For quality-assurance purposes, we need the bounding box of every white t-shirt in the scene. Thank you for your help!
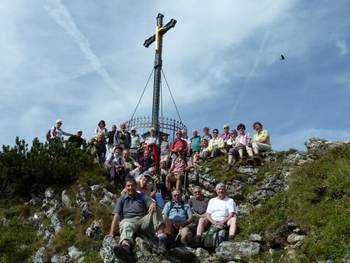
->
[206,196,237,221]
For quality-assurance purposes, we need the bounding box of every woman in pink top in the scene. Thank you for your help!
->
[235,123,254,161]
[166,151,187,192]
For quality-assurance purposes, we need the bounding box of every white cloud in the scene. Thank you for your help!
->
[335,40,347,56]
[43,0,119,92]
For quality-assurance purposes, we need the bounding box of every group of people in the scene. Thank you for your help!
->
[47,119,272,198]
[47,118,273,259]
[108,177,237,260]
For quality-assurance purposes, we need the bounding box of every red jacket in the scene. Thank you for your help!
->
[171,139,188,153]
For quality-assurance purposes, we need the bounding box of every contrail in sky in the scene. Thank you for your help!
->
[44,0,118,92]
[231,31,270,117]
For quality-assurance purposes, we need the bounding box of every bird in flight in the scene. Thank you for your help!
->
[280,54,285,60]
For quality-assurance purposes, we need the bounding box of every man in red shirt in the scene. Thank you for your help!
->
[171,130,188,153]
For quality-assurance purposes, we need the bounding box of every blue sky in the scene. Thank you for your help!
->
[0,0,349,150]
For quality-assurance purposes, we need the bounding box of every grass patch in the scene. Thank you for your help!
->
[239,144,350,261]
[0,218,41,263]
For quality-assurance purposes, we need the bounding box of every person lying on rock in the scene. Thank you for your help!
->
[162,189,193,246]
[196,183,237,241]
[108,177,164,260]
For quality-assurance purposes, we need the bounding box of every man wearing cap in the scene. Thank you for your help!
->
[49,119,73,141]
[171,130,188,154]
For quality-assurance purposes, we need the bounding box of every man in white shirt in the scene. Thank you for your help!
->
[197,183,237,240]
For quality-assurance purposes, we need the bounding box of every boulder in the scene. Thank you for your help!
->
[287,233,305,244]
[249,234,262,242]
[215,241,261,261]
[99,236,121,263]
[32,247,45,263]
[167,247,198,263]
[68,246,83,260]
[86,220,102,239]
[62,190,71,208]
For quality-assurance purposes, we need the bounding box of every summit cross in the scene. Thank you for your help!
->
[144,13,177,135]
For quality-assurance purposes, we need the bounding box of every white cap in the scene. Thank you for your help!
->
[56,119,62,124]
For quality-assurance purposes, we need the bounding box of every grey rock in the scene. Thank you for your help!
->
[100,189,115,206]
[32,247,45,263]
[51,213,62,233]
[90,185,102,191]
[29,195,42,206]
[68,246,83,260]
[317,261,332,263]
[215,241,261,261]
[51,254,72,263]
[194,247,210,258]
[287,233,305,244]
[99,236,120,263]
[86,220,102,239]
[45,188,54,199]
[62,190,71,208]
[343,254,350,263]
[167,247,197,263]
[238,166,258,176]
[249,234,262,242]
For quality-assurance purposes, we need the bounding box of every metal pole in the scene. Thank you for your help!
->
[152,13,163,136]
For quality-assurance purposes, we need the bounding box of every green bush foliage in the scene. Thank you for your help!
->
[0,137,95,199]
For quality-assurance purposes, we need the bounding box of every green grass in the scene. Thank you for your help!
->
[238,143,350,261]
[0,218,42,263]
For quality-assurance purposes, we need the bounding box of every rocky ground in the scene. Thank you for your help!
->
[1,138,349,263]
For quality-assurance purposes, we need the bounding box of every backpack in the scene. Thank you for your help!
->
[166,201,188,217]
[46,127,56,142]
[203,224,226,249]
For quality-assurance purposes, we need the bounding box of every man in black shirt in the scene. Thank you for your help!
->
[68,130,84,148]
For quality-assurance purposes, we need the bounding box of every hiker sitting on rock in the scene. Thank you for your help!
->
[235,123,254,163]
[171,130,188,154]
[196,183,237,241]
[252,121,272,157]
[123,149,142,177]
[166,150,187,192]
[208,128,225,158]
[202,127,212,141]
[162,189,193,245]
[108,145,125,181]
[108,177,164,260]
[189,186,209,237]
[227,130,239,166]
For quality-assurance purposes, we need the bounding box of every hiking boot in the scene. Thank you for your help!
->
[157,237,168,254]
[254,155,262,165]
[114,244,134,262]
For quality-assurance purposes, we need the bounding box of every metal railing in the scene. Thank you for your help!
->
[125,116,187,141]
